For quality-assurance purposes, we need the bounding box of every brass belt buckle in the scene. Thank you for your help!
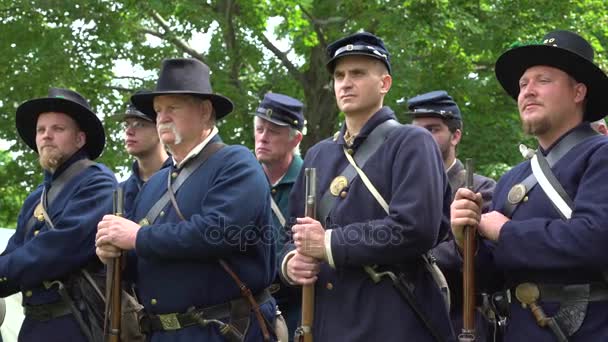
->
[158,313,181,330]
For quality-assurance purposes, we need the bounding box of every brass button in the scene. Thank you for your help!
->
[151,298,157,305]
[523,196,529,202]
[37,215,45,222]
[340,191,347,199]
[34,230,40,236]
[346,149,354,155]
[271,188,277,195]
[25,290,33,297]
[159,211,165,217]
[326,282,334,290]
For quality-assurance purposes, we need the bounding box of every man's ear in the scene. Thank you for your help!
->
[574,82,587,105]
[290,130,303,148]
[380,74,392,95]
[451,129,462,147]
[76,131,86,149]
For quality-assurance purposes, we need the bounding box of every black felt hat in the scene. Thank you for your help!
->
[495,30,608,122]
[131,58,234,121]
[16,87,105,159]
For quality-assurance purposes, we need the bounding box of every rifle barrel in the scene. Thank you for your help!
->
[109,188,123,342]
[460,159,476,341]
[299,168,316,342]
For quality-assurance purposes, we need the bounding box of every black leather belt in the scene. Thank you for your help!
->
[140,289,272,333]
[513,282,608,303]
[23,300,72,321]
[537,282,608,302]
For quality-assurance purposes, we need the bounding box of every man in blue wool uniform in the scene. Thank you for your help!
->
[252,92,304,341]
[96,58,278,341]
[281,32,455,341]
[0,88,117,341]
[451,30,608,341]
[118,92,170,217]
[408,90,499,341]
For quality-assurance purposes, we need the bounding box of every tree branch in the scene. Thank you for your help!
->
[258,33,304,83]
[113,75,148,82]
[221,0,244,92]
[145,11,207,62]
[106,85,135,93]
[300,6,327,47]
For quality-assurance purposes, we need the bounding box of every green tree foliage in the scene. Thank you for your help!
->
[0,0,607,227]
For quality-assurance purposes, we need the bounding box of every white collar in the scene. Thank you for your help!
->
[173,126,219,169]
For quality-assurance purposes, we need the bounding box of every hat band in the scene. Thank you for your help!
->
[412,108,458,119]
[256,107,300,127]
[334,44,388,60]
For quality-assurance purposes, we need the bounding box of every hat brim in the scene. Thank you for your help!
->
[252,113,290,127]
[16,98,105,159]
[495,44,608,122]
[131,91,234,121]
[326,52,390,73]
[110,112,154,123]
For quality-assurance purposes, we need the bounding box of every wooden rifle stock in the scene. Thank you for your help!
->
[108,188,123,342]
[295,168,316,342]
[460,159,476,342]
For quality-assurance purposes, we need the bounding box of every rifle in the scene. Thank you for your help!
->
[107,188,123,342]
[459,159,476,342]
[295,168,316,342]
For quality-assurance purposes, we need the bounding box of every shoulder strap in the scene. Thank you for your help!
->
[502,126,597,218]
[144,143,225,224]
[25,159,95,233]
[317,119,400,222]
[531,150,573,219]
[160,155,271,341]
[269,197,286,227]
[342,132,450,342]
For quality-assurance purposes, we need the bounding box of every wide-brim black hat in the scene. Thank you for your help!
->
[495,30,608,122]
[16,88,105,159]
[131,58,234,121]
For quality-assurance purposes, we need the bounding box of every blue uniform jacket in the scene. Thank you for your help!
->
[445,124,608,341]
[127,135,277,341]
[284,107,455,341]
[121,157,172,217]
[0,150,117,342]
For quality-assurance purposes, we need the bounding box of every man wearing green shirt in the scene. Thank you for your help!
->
[252,92,304,341]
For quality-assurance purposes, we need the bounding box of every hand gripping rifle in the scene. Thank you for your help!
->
[106,188,124,342]
[459,159,476,342]
[295,168,316,342]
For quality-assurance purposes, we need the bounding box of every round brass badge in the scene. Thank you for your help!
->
[330,176,348,197]
[507,183,527,204]
[33,202,45,221]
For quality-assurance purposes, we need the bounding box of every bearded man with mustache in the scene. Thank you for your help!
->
[0,88,116,342]
[451,30,608,341]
